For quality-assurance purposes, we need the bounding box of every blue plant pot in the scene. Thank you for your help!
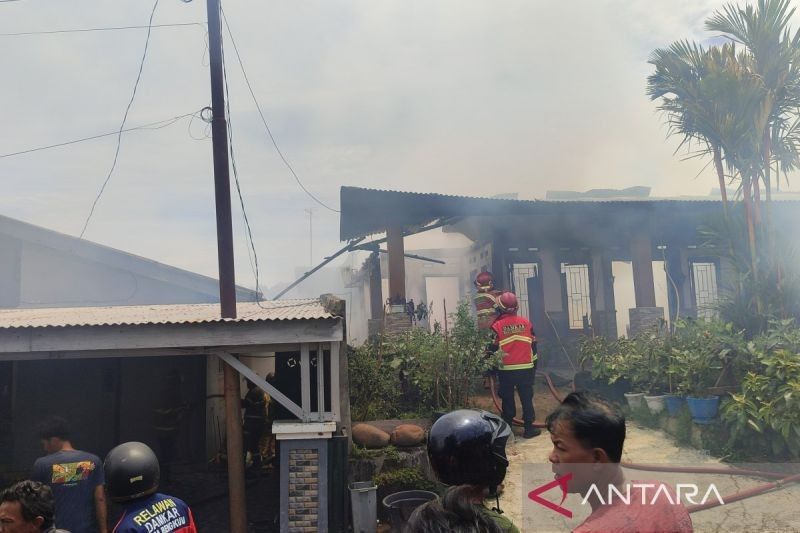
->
[686,396,720,424]
[664,394,684,417]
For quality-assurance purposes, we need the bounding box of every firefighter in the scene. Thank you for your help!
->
[488,292,541,438]
[105,442,198,533]
[411,409,519,532]
[242,379,267,472]
[473,271,503,330]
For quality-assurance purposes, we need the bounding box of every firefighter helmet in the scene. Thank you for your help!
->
[474,271,494,291]
[104,442,160,503]
[427,409,511,494]
[497,292,519,314]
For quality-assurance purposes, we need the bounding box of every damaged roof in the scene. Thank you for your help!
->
[0,300,335,330]
[339,186,800,241]
[339,186,711,240]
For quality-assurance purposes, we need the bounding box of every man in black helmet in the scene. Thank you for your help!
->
[412,409,520,533]
[103,442,197,533]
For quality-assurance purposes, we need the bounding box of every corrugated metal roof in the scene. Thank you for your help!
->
[0,300,334,330]
[339,186,800,240]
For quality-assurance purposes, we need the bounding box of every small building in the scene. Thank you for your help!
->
[0,214,351,530]
[0,298,349,531]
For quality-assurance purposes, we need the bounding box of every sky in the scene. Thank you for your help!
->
[1,0,793,293]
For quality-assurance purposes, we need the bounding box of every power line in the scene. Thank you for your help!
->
[0,112,199,159]
[220,12,263,303]
[80,0,160,239]
[0,22,204,37]
[220,7,340,214]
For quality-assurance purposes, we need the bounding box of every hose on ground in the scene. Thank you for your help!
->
[487,370,800,513]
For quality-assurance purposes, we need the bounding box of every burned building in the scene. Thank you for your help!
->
[339,186,800,364]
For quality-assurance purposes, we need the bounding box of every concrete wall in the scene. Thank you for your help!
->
[17,241,215,308]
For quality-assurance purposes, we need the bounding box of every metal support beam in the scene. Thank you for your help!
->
[217,352,303,419]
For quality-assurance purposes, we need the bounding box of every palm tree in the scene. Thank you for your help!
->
[648,40,768,307]
[706,0,800,204]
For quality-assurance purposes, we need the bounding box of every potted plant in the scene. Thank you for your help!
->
[616,339,647,409]
[670,346,722,424]
[642,338,668,414]
[663,359,685,416]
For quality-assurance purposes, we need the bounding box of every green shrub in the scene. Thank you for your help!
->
[374,466,440,494]
[722,319,800,459]
[349,300,492,421]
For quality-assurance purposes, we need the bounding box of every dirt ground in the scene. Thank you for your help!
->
[501,422,800,533]
[469,373,571,430]
[467,374,800,532]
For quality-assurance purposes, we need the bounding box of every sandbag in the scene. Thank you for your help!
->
[352,423,391,448]
[390,424,425,447]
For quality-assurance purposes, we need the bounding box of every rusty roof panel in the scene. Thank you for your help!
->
[0,300,335,330]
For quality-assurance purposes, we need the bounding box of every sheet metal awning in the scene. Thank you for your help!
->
[338,186,731,241]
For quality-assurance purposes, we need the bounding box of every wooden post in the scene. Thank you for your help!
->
[386,227,406,303]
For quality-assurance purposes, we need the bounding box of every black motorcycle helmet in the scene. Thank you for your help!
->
[427,409,511,495]
[104,442,160,503]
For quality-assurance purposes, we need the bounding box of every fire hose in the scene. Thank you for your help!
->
[487,373,800,513]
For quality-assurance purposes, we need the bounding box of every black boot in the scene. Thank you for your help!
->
[523,426,541,439]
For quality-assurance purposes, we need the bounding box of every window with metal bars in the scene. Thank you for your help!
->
[562,263,592,329]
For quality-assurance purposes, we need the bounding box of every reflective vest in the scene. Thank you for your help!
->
[474,289,502,329]
[491,313,537,370]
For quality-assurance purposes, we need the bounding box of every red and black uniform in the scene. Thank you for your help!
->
[490,313,538,431]
[474,289,502,329]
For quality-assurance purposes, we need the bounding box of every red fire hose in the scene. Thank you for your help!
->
[487,373,800,513]
[487,372,563,428]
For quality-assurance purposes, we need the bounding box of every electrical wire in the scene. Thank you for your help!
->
[79,0,160,239]
[0,22,204,37]
[219,10,264,305]
[220,7,340,214]
[0,112,199,159]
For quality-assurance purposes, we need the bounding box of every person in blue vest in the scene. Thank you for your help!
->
[104,443,197,533]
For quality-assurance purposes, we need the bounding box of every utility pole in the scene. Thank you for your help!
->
[305,208,313,267]
[206,0,247,531]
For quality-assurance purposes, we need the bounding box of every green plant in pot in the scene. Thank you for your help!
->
[670,346,722,424]
[642,337,669,414]
[616,338,648,409]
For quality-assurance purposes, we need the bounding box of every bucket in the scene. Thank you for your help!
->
[349,481,378,533]
[686,396,720,425]
[382,490,438,532]
[624,392,645,409]
[644,395,665,414]
[664,394,684,417]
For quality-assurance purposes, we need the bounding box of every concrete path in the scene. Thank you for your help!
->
[500,423,800,533]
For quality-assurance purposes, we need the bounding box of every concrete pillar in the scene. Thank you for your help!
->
[591,250,617,338]
[490,234,510,290]
[629,233,663,335]
[368,252,382,319]
[538,249,563,312]
[0,236,22,308]
[386,227,406,304]
[631,233,656,308]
